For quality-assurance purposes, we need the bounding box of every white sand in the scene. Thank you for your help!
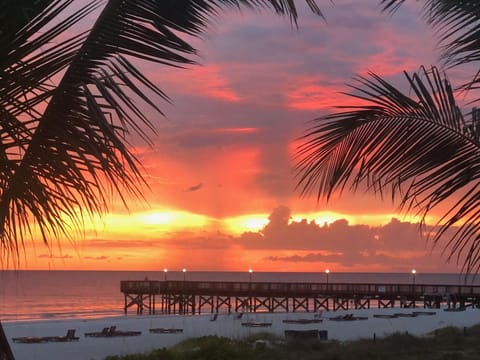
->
[3,307,480,360]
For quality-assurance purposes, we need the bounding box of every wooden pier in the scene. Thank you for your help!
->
[120,280,480,315]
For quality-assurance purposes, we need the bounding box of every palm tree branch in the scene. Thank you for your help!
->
[295,66,480,271]
[381,1,480,92]
[0,0,323,256]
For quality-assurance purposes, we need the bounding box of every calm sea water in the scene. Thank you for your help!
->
[0,271,478,322]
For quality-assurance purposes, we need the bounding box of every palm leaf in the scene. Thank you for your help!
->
[381,1,480,92]
[0,0,323,261]
[295,66,480,273]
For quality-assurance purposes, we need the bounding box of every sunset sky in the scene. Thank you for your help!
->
[20,1,474,273]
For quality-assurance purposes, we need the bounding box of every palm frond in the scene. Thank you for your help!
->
[381,1,480,93]
[0,0,323,260]
[295,66,480,272]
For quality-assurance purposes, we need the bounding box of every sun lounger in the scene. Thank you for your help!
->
[85,327,110,337]
[13,329,79,343]
[112,329,142,337]
[393,313,418,318]
[49,329,79,342]
[235,312,243,319]
[329,314,367,321]
[373,314,397,319]
[282,319,323,324]
[241,322,272,327]
[149,328,183,334]
[12,336,48,344]
[84,326,141,337]
[412,311,436,316]
[444,307,466,312]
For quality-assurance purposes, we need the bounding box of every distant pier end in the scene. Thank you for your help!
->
[120,280,480,315]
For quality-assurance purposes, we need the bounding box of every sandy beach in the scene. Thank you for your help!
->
[2,306,480,360]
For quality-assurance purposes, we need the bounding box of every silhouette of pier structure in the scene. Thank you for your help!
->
[120,280,480,315]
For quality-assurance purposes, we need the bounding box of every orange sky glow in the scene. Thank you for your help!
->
[15,1,473,274]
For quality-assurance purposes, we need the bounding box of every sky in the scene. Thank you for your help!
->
[18,0,475,273]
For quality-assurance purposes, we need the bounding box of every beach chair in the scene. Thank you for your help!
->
[84,327,109,337]
[107,326,117,336]
[112,327,142,337]
[314,310,323,319]
[235,312,243,319]
[149,328,183,334]
[51,329,79,342]
[12,336,48,344]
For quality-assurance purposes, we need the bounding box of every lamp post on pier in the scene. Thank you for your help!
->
[163,268,168,281]
[325,269,330,286]
[411,269,416,286]
[248,269,253,312]
[182,268,187,282]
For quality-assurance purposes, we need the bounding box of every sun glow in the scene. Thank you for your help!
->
[140,212,174,225]
[58,209,211,237]
[135,210,210,229]
[223,214,269,234]
[292,211,347,226]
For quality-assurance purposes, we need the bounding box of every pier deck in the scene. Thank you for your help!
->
[120,280,480,315]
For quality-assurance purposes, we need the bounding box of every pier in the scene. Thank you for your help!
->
[120,280,480,315]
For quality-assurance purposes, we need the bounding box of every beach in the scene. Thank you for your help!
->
[3,306,480,360]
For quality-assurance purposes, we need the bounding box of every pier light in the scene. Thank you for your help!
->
[164,268,168,281]
[411,269,416,285]
[248,269,253,282]
[182,268,187,281]
[325,269,330,285]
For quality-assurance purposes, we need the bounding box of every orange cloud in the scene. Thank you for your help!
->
[286,83,343,111]
[15,205,463,273]
[151,63,242,103]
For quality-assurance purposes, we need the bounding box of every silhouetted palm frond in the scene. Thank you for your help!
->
[0,0,322,263]
[381,1,480,92]
[295,66,480,273]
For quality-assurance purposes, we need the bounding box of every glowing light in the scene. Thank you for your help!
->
[141,212,174,225]
[136,210,209,228]
[292,211,344,226]
[223,214,269,234]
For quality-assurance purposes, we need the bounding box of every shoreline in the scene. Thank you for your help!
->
[3,306,480,360]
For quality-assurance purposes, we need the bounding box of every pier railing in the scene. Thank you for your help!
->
[120,280,480,297]
[120,280,480,315]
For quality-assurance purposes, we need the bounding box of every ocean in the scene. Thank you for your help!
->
[0,271,478,322]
